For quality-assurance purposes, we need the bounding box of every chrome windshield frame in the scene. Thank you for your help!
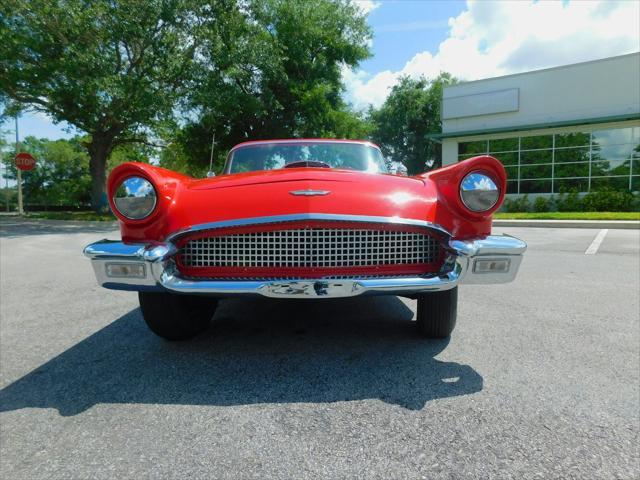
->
[223,140,387,175]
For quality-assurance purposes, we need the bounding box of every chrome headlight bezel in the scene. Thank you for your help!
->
[459,171,500,213]
[113,176,157,220]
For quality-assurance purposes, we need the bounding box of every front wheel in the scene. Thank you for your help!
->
[415,287,458,338]
[138,292,218,341]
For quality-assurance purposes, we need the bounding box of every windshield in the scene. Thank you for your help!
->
[227,142,388,174]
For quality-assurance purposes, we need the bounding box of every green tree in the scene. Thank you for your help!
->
[1,0,371,205]
[369,73,456,175]
[164,0,372,173]
[2,136,150,208]
[0,0,210,211]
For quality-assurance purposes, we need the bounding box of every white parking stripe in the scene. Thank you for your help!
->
[585,229,609,255]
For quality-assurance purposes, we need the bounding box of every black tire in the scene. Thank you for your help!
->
[415,287,458,338]
[138,292,218,341]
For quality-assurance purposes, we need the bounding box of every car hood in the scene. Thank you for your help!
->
[168,168,439,230]
[189,167,423,190]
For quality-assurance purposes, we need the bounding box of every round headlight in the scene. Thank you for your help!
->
[460,172,500,212]
[113,176,157,219]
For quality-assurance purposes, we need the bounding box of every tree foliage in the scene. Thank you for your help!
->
[1,136,150,208]
[369,73,456,175]
[1,0,371,206]
[0,0,213,210]
[161,0,372,173]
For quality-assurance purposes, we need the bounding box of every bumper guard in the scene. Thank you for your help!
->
[83,235,526,298]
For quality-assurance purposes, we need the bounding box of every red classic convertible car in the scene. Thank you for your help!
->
[84,139,526,340]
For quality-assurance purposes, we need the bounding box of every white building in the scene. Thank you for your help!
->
[437,53,640,195]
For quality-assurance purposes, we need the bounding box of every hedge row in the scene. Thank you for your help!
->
[502,189,640,213]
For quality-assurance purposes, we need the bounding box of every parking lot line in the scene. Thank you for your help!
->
[584,229,608,255]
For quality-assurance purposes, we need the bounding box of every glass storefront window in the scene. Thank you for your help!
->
[555,178,589,193]
[555,132,590,148]
[493,151,518,166]
[520,150,552,165]
[592,127,632,146]
[591,158,631,177]
[554,162,589,178]
[456,125,638,193]
[520,179,552,193]
[555,147,589,163]
[459,141,487,155]
[506,181,518,194]
[489,138,518,152]
[593,144,635,161]
[521,135,552,150]
[591,177,631,191]
[520,164,551,179]
[504,165,518,180]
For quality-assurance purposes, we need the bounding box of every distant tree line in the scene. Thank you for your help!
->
[0,0,453,211]
[0,135,152,209]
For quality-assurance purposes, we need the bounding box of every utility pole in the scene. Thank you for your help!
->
[15,115,23,215]
[4,145,9,212]
[4,164,8,212]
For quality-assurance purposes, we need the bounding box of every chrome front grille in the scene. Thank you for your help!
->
[179,227,440,268]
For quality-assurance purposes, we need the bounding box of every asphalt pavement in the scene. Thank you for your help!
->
[0,218,638,479]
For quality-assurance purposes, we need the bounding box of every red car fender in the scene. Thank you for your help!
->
[420,155,506,239]
[108,162,191,241]
[108,155,506,243]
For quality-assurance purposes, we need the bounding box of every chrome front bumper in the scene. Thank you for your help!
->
[83,235,526,298]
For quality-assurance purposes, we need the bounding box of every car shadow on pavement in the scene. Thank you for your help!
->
[0,296,483,416]
[0,218,118,238]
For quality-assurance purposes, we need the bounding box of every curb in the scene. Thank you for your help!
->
[0,217,118,228]
[494,219,640,229]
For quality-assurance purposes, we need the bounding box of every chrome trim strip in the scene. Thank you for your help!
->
[224,140,382,173]
[83,234,526,295]
[157,271,461,298]
[165,213,452,242]
[289,189,331,196]
[229,139,379,152]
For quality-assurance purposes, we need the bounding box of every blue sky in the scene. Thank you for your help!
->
[360,1,466,73]
[3,0,639,143]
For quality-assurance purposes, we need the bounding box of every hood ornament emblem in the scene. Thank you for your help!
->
[289,189,331,196]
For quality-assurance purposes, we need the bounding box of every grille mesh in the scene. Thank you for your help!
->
[179,228,440,269]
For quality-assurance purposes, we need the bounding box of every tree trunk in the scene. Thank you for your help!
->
[87,135,115,214]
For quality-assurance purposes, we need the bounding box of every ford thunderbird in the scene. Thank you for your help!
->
[84,139,526,340]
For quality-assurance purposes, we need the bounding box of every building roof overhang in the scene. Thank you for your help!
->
[428,112,640,142]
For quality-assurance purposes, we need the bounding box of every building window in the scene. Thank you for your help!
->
[459,140,488,156]
[457,126,640,193]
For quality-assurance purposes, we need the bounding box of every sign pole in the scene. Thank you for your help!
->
[15,115,23,215]
[4,150,8,212]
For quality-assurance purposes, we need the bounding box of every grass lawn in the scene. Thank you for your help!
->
[494,212,640,221]
[25,211,117,222]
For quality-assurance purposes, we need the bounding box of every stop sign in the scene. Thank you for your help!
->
[15,152,36,171]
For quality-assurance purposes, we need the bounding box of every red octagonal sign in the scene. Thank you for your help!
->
[15,152,36,171]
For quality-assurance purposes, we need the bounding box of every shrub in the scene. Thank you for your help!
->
[533,196,551,212]
[502,194,529,212]
[582,188,635,212]
[556,189,582,212]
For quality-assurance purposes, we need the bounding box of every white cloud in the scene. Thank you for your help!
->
[354,0,381,15]
[344,0,640,110]
[376,19,448,33]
